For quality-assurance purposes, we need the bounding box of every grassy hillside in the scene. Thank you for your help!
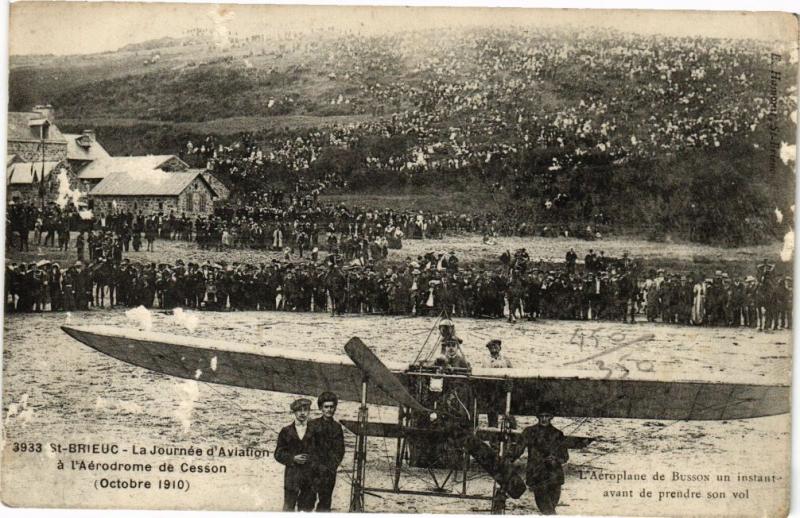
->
[9,27,798,245]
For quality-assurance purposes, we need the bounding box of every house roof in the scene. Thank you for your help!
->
[7,161,61,185]
[186,168,231,196]
[63,134,111,162]
[7,112,67,144]
[77,155,188,180]
[90,170,217,197]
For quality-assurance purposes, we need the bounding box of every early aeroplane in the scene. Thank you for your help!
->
[61,323,789,514]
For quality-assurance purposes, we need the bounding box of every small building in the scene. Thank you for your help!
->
[76,154,189,192]
[89,169,218,217]
[7,105,71,205]
[6,158,62,204]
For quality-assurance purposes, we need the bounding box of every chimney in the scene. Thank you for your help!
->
[82,129,95,141]
[33,104,54,121]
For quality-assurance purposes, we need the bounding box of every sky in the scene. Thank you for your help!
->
[7,0,800,56]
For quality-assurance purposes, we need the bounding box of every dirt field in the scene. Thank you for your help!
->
[6,232,784,276]
[2,309,790,514]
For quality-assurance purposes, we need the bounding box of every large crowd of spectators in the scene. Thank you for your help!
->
[7,202,167,256]
[177,27,795,229]
[7,28,795,321]
[6,203,75,253]
[5,245,791,332]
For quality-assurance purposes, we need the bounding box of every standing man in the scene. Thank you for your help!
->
[507,269,525,323]
[565,248,577,275]
[275,398,315,512]
[309,392,345,512]
[484,339,512,368]
[510,402,569,515]
[482,339,512,428]
[76,232,85,262]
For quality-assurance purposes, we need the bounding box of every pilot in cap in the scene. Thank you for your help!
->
[538,401,558,416]
[290,398,312,411]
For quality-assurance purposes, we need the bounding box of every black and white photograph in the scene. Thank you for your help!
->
[2,2,797,515]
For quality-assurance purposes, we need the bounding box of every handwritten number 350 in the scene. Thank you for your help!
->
[596,355,655,379]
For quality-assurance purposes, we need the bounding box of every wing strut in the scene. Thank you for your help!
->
[349,376,369,512]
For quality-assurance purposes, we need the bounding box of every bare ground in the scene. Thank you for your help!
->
[1,309,790,514]
[6,232,784,276]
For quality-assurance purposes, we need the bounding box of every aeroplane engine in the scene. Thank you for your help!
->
[406,371,476,470]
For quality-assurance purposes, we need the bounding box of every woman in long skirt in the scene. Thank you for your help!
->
[691,279,706,325]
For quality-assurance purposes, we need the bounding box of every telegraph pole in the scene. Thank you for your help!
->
[38,121,49,209]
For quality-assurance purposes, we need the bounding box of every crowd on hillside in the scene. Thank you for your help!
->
[5,246,791,331]
[178,27,795,226]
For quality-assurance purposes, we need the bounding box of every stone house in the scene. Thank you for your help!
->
[7,105,67,162]
[6,105,70,204]
[89,169,218,217]
[76,154,189,192]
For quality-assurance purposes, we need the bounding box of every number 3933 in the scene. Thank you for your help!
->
[12,442,43,453]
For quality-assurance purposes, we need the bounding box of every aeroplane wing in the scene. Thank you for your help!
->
[61,325,402,406]
[468,369,790,420]
[62,325,789,421]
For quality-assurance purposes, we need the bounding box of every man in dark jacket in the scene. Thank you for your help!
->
[309,392,345,512]
[510,403,569,515]
[274,398,315,512]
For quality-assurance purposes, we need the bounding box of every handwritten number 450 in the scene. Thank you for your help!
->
[570,328,630,351]
[570,328,601,351]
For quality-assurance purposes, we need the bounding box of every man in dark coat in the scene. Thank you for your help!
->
[510,403,569,515]
[565,248,577,275]
[308,391,345,512]
[74,261,90,310]
[274,398,315,512]
[325,265,346,316]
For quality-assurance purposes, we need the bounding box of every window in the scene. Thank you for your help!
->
[186,193,194,212]
[198,193,206,213]
[159,202,164,211]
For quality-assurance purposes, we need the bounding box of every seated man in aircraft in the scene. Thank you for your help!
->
[434,319,470,369]
[438,338,470,369]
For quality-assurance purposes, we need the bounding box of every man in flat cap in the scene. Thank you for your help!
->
[483,339,512,427]
[308,391,344,512]
[275,398,315,511]
[484,339,513,369]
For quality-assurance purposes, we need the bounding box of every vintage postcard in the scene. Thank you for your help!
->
[2,2,797,515]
